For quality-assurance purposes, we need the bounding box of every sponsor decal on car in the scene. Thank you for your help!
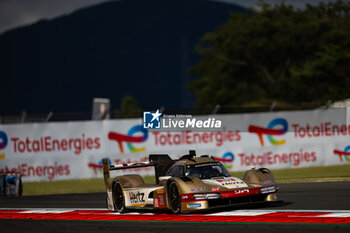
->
[216,178,245,187]
[261,180,272,185]
[158,194,165,207]
[187,203,201,208]
[157,189,164,194]
[190,187,207,192]
[260,186,276,194]
[203,177,248,189]
[234,189,250,194]
[129,191,145,204]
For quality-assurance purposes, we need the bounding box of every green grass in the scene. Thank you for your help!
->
[22,165,350,196]
[23,178,106,196]
[272,164,350,182]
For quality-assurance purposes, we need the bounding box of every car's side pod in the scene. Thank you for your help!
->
[243,167,276,186]
[243,167,278,201]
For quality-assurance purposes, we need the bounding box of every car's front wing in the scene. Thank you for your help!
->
[178,185,279,212]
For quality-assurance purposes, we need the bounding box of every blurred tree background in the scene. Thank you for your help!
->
[115,95,142,118]
[189,0,350,110]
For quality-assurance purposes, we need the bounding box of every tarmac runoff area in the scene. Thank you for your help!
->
[0,181,350,233]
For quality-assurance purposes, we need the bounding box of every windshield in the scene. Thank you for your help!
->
[185,163,230,179]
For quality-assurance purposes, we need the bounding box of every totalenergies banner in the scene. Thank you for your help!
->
[0,109,349,181]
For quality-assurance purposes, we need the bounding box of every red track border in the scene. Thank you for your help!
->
[0,209,350,225]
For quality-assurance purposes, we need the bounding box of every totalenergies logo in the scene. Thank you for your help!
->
[0,131,8,159]
[334,146,350,162]
[108,125,148,153]
[248,118,288,146]
[88,158,111,175]
[213,152,234,169]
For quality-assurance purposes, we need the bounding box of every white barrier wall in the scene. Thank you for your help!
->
[0,109,349,181]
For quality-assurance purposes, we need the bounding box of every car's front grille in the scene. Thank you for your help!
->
[207,194,267,207]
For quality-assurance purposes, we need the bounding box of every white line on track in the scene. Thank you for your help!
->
[317,213,350,217]
[244,209,350,213]
[19,210,72,214]
[0,208,106,211]
[107,212,155,215]
[208,211,272,216]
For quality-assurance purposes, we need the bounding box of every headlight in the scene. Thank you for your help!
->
[193,193,221,200]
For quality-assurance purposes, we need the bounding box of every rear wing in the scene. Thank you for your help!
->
[102,159,157,210]
[102,154,174,189]
[102,159,154,189]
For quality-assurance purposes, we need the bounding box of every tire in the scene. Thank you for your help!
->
[17,176,23,197]
[112,181,126,213]
[167,181,181,214]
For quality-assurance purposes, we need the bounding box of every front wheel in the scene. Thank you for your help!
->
[167,181,181,214]
[112,181,126,213]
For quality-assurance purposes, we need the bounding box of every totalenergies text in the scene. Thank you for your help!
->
[152,130,241,147]
[10,134,100,155]
[292,122,350,138]
[238,149,317,167]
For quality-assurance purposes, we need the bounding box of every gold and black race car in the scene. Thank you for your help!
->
[102,150,279,213]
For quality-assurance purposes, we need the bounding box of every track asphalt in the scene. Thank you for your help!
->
[0,181,349,232]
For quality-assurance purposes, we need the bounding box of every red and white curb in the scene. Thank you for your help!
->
[1,208,350,224]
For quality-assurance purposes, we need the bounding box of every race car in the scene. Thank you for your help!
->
[0,171,23,196]
[102,150,279,213]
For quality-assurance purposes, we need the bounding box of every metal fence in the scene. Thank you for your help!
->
[0,102,329,124]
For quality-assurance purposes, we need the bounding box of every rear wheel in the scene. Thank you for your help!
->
[167,181,181,214]
[112,182,126,213]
